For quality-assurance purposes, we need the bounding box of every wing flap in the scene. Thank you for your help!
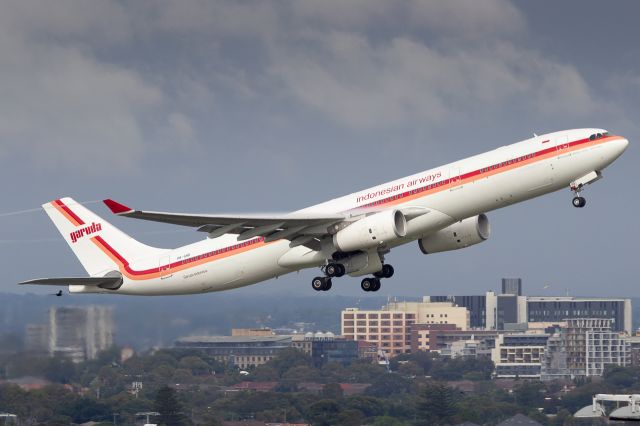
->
[19,276,123,288]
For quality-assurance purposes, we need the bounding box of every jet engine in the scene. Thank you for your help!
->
[418,214,490,254]
[333,209,407,252]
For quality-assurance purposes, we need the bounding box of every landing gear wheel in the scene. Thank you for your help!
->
[312,277,326,291]
[323,279,332,291]
[371,278,381,292]
[374,264,395,279]
[381,264,394,278]
[326,263,345,278]
[572,196,586,208]
[361,277,375,292]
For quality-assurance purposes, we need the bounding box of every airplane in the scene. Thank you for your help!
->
[20,128,628,296]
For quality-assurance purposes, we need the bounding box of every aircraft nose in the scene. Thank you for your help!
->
[610,137,629,159]
[616,137,629,154]
[621,137,630,151]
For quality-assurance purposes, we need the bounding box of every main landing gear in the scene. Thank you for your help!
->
[311,262,345,292]
[311,276,332,291]
[311,262,395,293]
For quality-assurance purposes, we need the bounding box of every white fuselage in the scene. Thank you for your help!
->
[86,128,628,295]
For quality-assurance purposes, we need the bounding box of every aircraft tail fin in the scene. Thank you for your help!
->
[43,197,166,276]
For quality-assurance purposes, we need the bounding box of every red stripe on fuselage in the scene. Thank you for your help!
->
[54,135,621,281]
[352,135,619,211]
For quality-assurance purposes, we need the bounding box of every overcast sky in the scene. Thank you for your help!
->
[1,0,638,299]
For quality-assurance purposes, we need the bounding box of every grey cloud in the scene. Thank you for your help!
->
[268,34,596,130]
[407,0,526,36]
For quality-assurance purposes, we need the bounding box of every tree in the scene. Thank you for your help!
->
[322,382,344,399]
[366,373,412,398]
[513,381,545,408]
[417,383,457,425]
[179,356,211,376]
[155,386,186,426]
[305,399,341,426]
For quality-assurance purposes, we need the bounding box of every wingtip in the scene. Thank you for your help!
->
[103,199,133,215]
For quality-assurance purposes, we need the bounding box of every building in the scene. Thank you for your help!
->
[586,329,629,377]
[231,328,275,337]
[492,333,549,378]
[626,336,640,367]
[502,278,523,296]
[527,297,632,334]
[540,333,570,381]
[48,306,114,363]
[24,324,49,354]
[410,323,459,352]
[427,294,488,329]
[564,318,616,377]
[174,335,292,369]
[441,339,484,358]
[341,299,469,356]
[430,279,632,333]
[292,333,359,366]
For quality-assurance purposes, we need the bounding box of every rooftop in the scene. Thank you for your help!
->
[175,335,292,344]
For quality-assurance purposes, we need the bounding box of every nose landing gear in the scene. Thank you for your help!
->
[572,195,586,208]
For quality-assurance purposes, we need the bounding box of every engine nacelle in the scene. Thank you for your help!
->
[418,214,490,254]
[333,209,407,252]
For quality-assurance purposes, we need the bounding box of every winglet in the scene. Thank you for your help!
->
[103,199,134,215]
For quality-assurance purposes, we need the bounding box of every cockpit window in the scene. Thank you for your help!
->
[589,132,609,141]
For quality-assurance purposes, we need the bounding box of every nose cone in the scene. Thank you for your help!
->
[621,137,630,152]
[608,137,629,163]
[616,137,630,156]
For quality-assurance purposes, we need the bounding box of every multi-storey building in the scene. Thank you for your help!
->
[430,280,632,333]
[492,333,549,378]
[341,299,469,356]
[564,318,615,377]
[540,333,570,381]
[502,278,523,296]
[586,329,629,376]
[48,306,114,363]
[527,297,631,334]
[174,335,292,369]
[25,324,49,355]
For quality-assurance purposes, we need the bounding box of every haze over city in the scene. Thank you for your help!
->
[1,0,638,297]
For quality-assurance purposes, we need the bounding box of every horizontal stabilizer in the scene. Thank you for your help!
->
[19,276,123,290]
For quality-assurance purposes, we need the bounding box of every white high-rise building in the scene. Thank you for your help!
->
[49,306,114,363]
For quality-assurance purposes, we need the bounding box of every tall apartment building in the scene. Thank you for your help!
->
[341,299,469,356]
[564,318,615,377]
[49,306,114,363]
[586,329,629,376]
[542,318,630,378]
[541,333,570,381]
[25,324,49,354]
[491,333,549,378]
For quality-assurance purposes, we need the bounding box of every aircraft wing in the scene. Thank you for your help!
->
[103,199,345,249]
[19,276,122,287]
